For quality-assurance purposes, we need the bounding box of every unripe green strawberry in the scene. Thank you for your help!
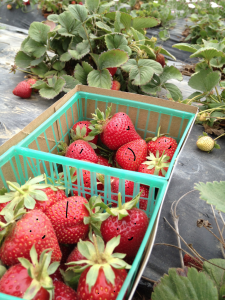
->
[199,113,208,122]
[196,132,220,152]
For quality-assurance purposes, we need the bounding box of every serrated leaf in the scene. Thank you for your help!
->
[30,55,45,67]
[210,56,225,68]
[98,49,128,70]
[74,63,87,84]
[68,4,88,23]
[190,47,225,60]
[96,21,112,33]
[159,48,176,60]
[173,43,198,53]
[121,59,137,72]
[160,66,183,84]
[82,61,93,74]
[114,11,123,33]
[31,63,49,78]
[85,0,99,12]
[58,11,81,37]
[39,77,66,99]
[47,14,59,23]
[53,61,65,71]
[164,83,183,101]
[15,51,33,68]
[140,45,156,59]
[87,69,112,89]
[32,80,47,90]
[69,40,90,60]
[28,22,50,44]
[188,69,221,92]
[195,181,225,213]
[132,16,159,30]
[152,267,218,300]
[130,27,145,45]
[61,75,80,92]
[105,34,131,55]
[22,37,47,59]
[60,52,72,62]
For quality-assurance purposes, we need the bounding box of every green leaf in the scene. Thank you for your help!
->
[30,55,45,67]
[152,267,218,300]
[195,62,210,73]
[188,70,221,92]
[61,75,80,93]
[31,63,49,78]
[195,181,225,213]
[47,14,59,23]
[69,40,90,60]
[132,16,159,30]
[160,66,183,84]
[82,61,93,74]
[48,261,60,275]
[130,27,145,45]
[121,59,137,72]
[139,45,156,59]
[74,63,87,85]
[58,11,81,36]
[190,47,225,60]
[87,69,112,89]
[159,29,170,41]
[39,77,66,99]
[53,61,65,71]
[172,43,198,53]
[159,48,176,61]
[98,49,128,70]
[28,22,50,44]
[105,34,131,55]
[68,4,88,23]
[86,265,101,292]
[60,52,72,62]
[24,195,36,209]
[140,84,160,95]
[15,51,32,68]
[85,0,99,12]
[96,21,112,33]
[22,37,47,58]
[210,56,225,68]
[164,83,183,101]
[0,188,7,196]
[114,11,123,33]
[32,80,47,90]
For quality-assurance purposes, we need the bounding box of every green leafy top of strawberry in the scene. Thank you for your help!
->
[66,235,131,292]
[19,245,59,300]
[0,188,7,196]
[48,167,77,190]
[70,126,97,149]
[57,141,68,156]
[145,126,169,142]
[89,105,112,136]
[0,175,55,212]
[143,150,170,176]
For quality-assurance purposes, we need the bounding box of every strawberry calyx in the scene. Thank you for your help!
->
[70,126,97,149]
[57,141,68,156]
[19,245,59,300]
[66,235,131,292]
[0,175,52,213]
[143,150,170,176]
[145,126,169,143]
[89,105,112,136]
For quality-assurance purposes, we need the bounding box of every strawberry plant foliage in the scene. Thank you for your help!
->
[14,1,181,100]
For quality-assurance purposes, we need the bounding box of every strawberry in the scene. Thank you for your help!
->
[146,127,177,162]
[89,106,141,150]
[97,155,112,167]
[196,132,220,152]
[13,81,32,99]
[64,140,98,163]
[111,80,121,90]
[45,196,89,244]
[111,177,149,210]
[138,150,170,177]
[54,281,78,300]
[71,0,76,3]
[0,208,62,266]
[156,53,166,67]
[78,1,83,4]
[0,246,59,300]
[67,235,130,300]
[66,243,87,267]
[26,78,38,92]
[107,67,117,76]
[50,265,65,282]
[7,4,12,9]
[101,193,149,260]
[183,254,202,269]
[23,0,30,5]
[116,139,147,171]
[71,121,98,145]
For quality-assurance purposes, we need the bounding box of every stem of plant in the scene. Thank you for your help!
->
[37,254,47,281]
[92,234,102,264]
[82,24,93,52]
[211,205,225,249]
[215,86,222,102]
[6,182,26,195]
[214,132,225,141]
[186,93,206,105]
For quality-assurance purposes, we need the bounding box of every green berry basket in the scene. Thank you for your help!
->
[0,146,168,300]
[16,85,197,181]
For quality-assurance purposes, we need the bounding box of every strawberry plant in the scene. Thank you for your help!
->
[2,0,38,11]
[13,0,182,100]
[37,0,74,16]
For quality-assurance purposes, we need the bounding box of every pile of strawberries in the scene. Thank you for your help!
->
[0,173,149,300]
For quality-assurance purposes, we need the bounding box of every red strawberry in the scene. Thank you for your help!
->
[71,121,98,145]
[79,1,83,4]
[156,53,166,67]
[183,254,202,269]
[0,246,58,300]
[116,139,147,171]
[13,81,32,99]
[45,196,89,244]
[54,281,78,300]
[90,106,141,150]
[101,193,149,260]
[73,236,130,300]
[97,155,112,167]
[66,243,88,267]
[111,80,120,90]
[65,140,98,163]
[7,4,12,9]
[60,244,75,264]
[146,127,177,162]
[26,78,38,92]
[111,177,149,210]
[138,150,170,177]
[23,0,30,5]
[107,67,117,76]
[71,0,76,3]
[0,209,62,266]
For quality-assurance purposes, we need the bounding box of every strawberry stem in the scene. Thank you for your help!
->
[37,253,47,281]
[6,181,26,195]
[118,193,122,210]
[93,234,102,264]
[214,132,225,141]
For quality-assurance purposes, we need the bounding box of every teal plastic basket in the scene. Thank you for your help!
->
[0,146,167,300]
[17,91,196,181]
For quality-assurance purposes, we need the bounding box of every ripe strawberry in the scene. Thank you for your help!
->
[23,0,30,5]
[13,81,32,99]
[116,139,147,171]
[90,106,141,150]
[107,67,117,76]
[196,132,220,152]
[101,193,149,259]
[79,1,83,4]
[65,140,98,163]
[54,281,78,300]
[68,236,130,300]
[26,78,38,92]
[156,53,166,67]
[111,177,149,210]
[71,120,98,145]
[146,127,177,162]
[183,254,202,269]
[111,80,120,90]
[0,209,62,266]
[7,4,12,9]
[71,0,76,3]
[45,196,89,244]
[0,246,58,300]
[97,155,112,167]
[138,150,170,177]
